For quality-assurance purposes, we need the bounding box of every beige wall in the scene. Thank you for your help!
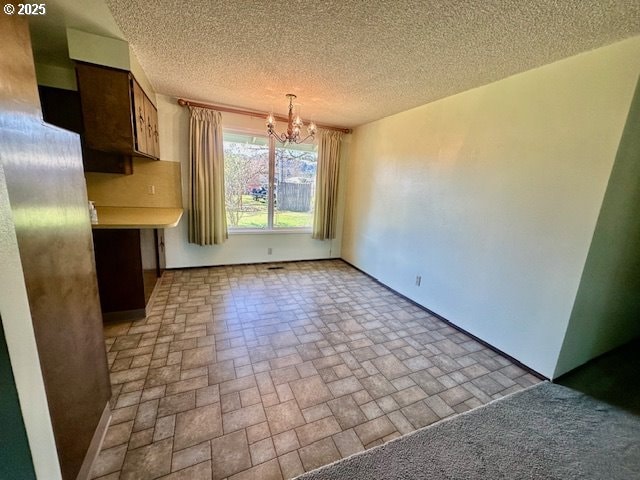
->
[342,37,640,378]
[158,94,350,268]
[85,158,182,208]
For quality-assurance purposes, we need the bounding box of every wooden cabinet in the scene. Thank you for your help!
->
[147,96,160,157]
[76,62,160,162]
[133,85,160,158]
[131,80,147,154]
[39,85,133,174]
[92,228,162,313]
[39,64,160,175]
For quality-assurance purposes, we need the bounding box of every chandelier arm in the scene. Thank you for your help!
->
[267,130,285,144]
[296,134,315,144]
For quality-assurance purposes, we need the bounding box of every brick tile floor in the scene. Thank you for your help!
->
[92,260,540,479]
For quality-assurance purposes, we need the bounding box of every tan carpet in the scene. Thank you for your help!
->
[297,382,640,479]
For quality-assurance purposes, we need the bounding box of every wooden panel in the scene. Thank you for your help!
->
[82,148,133,175]
[152,101,160,158]
[76,62,134,154]
[132,79,147,155]
[144,95,156,158]
[0,16,111,480]
[140,229,159,304]
[0,16,40,118]
[92,229,146,312]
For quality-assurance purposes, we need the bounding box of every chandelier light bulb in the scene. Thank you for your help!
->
[308,122,317,135]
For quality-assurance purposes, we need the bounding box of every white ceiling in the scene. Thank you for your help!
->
[47,1,640,128]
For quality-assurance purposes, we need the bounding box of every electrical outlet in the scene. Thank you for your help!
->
[415,275,422,286]
[268,248,273,255]
[146,185,156,195]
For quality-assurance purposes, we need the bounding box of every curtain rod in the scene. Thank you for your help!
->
[177,98,352,134]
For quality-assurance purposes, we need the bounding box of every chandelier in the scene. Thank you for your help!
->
[266,94,317,144]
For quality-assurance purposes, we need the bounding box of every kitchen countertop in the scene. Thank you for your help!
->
[92,206,183,229]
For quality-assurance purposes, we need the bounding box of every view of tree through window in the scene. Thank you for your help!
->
[223,133,269,228]
[223,132,317,230]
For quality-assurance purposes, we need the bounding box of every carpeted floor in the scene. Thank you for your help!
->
[296,382,640,479]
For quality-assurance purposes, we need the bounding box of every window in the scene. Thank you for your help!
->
[223,131,317,231]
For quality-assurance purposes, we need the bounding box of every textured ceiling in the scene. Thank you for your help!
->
[105,1,640,128]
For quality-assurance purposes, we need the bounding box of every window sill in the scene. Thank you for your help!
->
[228,228,312,236]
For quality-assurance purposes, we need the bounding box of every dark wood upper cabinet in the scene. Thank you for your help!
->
[132,79,147,154]
[146,95,160,158]
[75,62,160,161]
[38,85,133,174]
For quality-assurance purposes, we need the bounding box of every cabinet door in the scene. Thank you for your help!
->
[92,229,145,312]
[152,103,160,158]
[144,95,159,159]
[144,95,155,157]
[76,63,134,153]
[132,80,148,155]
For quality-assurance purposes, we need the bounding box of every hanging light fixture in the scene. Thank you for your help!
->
[266,94,317,144]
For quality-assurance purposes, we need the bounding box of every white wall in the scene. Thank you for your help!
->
[554,74,640,377]
[157,94,350,268]
[342,37,640,378]
[67,28,129,70]
[0,166,62,480]
[35,63,77,90]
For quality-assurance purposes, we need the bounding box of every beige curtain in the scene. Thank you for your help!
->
[312,129,343,240]
[188,106,228,245]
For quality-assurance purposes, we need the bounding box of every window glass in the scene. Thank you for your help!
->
[223,131,317,231]
[274,142,318,229]
[223,132,269,229]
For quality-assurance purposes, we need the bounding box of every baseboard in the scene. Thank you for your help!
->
[76,402,111,480]
[102,309,146,323]
[339,259,548,381]
[165,256,342,270]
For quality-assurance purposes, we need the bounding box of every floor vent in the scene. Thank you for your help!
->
[267,266,284,270]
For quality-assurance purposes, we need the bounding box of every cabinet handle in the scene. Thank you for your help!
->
[138,108,145,126]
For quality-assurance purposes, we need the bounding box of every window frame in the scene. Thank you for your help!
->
[223,128,317,234]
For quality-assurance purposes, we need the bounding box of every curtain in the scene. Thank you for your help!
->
[312,129,343,240]
[188,106,228,245]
